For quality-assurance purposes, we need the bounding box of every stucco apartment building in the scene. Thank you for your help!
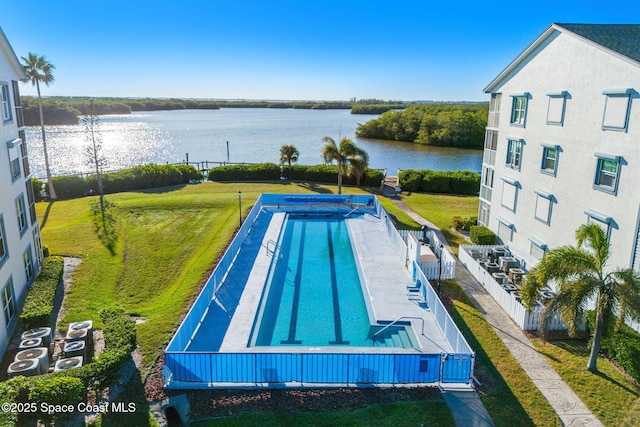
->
[479,23,640,273]
[0,28,44,359]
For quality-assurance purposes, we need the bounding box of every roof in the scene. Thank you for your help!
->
[484,23,640,93]
[0,27,27,81]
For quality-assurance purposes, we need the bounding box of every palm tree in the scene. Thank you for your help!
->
[522,223,640,372]
[321,136,367,194]
[279,144,299,178]
[348,150,369,187]
[21,53,57,200]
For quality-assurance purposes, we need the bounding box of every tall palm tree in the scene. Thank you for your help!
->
[522,223,640,372]
[321,136,367,194]
[21,53,57,200]
[279,144,299,178]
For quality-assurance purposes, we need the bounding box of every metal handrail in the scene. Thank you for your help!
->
[372,316,425,346]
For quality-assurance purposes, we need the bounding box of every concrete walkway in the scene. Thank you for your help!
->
[389,197,604,427]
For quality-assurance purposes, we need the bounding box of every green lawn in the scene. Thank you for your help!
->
[531,339,640,426]
[396,192,478,253]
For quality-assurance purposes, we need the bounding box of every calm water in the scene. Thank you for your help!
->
[24,108,481,178]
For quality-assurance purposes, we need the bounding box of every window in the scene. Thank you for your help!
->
[478,201,490,226]
[529,237,547,260]
[25,180,37,225]
[19,131,30,177]
[497,217,514,243]
[593,154,622,195]
[0,215,7,268]
[546,92,567,125]
[500,177,518,212]
[2,278,15,328]
[33,225,43,267]
[585,209,613,241]
[15,194,27,235]
[1,84,11,122]
[602,89,633,131]
[510,94,528,126]
[534,190,554,225]
[506,139,523,170]
[7,138,21,180]
[541,145,559,176]
[23,247,34,284]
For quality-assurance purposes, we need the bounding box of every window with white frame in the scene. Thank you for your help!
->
[593,154,622,194]
[506,139,523,170]
[501,177,518,212]
[602,89,633,131]
[534,190,553,225]
[541,145,559,175]
[585,209,613,240]
[510,94,528,126]
[546,92,567,125]
[33,225,43,267]
[2,278,15,328]
[0,215,7,268]
[15,194,27,235]
[529,237,547,260]
[497,217,514,243]
[7,139,21,180]
[1,84,11,122]
[23,247,34,284]
[479,201,490,226]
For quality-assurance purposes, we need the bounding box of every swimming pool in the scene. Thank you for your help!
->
[164,194,474,388]
[251,214,414,348]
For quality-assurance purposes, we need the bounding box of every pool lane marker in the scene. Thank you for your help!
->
[280,222,304,345]
[327,222,349,345]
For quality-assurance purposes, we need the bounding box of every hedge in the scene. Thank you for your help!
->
[287,164,384,187]
[0,307,137,426]
[398,169,480,195]
[20,256,64,330]
[45,164,203,200]
[207,163,281,181]
[470,225,496,245]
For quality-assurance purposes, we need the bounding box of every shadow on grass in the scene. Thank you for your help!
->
[40,201,55,230]
[295,182,334,194]
[99,368,154,427]
[135,184,188,194]
[90,195,118,255]
[449,304,537,427]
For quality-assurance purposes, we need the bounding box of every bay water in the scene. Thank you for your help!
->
[25,108,481,178]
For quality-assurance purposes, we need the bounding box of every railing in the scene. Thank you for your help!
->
[397,229,456,280]
[372,316,425,346]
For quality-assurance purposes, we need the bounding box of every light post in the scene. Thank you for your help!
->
[238,191,242,226]
[438,244,444,298]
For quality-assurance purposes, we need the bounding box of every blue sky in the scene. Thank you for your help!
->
[4,0,640,101]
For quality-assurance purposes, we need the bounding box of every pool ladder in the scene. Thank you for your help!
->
[265,239,280,257]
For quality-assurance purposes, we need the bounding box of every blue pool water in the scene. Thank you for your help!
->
[252,214,413,348]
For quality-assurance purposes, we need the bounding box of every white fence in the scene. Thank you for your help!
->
[459,245,569,331]
[398,229,456,280]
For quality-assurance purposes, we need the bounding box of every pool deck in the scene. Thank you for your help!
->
[219,209,452,354]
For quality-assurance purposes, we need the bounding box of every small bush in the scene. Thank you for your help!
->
[207,163,281,181]
[399,168,480,195]
[29,376,83,423]
[452,216,464,230]
[398,169,424,192]
[101,307,137,353]
[20,256,64,329]
[470,225,496,245]
[49,175,90,199]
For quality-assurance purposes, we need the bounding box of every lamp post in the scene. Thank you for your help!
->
[238,191,242,226]
[438,244,444,298]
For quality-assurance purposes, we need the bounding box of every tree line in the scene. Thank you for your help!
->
[355,103,488,149]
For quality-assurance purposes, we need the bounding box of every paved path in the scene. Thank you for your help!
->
[389,197,604,427]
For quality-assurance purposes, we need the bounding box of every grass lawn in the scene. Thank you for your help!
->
[439,280,560,427]
[396,192,478,253]
[531,339,640,426]
[191,400,455,427]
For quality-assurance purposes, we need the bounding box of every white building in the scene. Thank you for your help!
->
[479,23,640,272]
[0,28,44,359]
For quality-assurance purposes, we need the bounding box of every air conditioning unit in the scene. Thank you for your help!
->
[65,328,87,342]
[21,327,52,348]
[54,356,84,372]
[7,359,40,378]
[63,340,86,359]
[19,338,43,351]
[68,320,93,343]
[15,347,49,375]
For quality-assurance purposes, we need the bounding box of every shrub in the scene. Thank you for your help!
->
[31,177,44,202]
[450,170,481,195]
[49,175,90,199]
[398,169,423,192]
[101,307,137,353]
[207,163,281,181]
[452,216,464,230]
[470,225,496,245]
[20,256,64,329]
[422,170,451,193]
[29,376,83,423]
